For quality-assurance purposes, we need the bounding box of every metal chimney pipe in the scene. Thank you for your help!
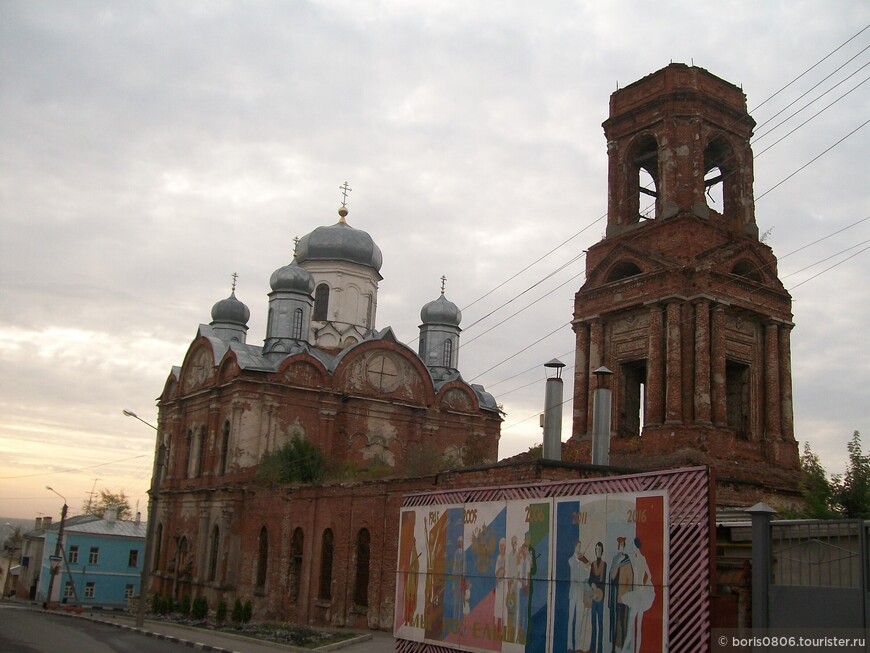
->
[592,366,613,465]
[542,359,565,461]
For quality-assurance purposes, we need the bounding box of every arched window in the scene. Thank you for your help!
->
[704,136,736,217]
[731,260,762,282]
[314,284,329,321]
[290,528,304,603]
[354,528,371,607]
[256,526,269,590]
[318,528,334,600]
[208,525,220,582]
[442,339,453,368]
[606,261,643,283]
[176,536,190,578]
[292,308,304,339]
[630,134,659,222]
[153,523,163,572]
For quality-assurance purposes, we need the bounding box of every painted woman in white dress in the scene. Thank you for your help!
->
[621,536,655,653]
[494,538,507,631]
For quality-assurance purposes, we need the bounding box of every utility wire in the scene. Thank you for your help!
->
[750,23,870,113]
[753,45,870,137]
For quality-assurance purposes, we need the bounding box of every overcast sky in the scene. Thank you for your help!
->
[1,1,868,522]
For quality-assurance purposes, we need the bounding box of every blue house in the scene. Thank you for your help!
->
[38,510,146,608]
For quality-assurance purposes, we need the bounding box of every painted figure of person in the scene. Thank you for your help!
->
[451,536,464,625]
[505,535,520,641]
[621,537,655,653]
[567,540,591,653]
[588,541,607,653]
[494,537,507,631]
[609,536,633,653]
[517,541,530,639]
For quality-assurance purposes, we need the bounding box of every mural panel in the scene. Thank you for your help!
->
[396,490,668,653]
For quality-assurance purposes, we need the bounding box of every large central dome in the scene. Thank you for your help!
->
[295,209,383,272]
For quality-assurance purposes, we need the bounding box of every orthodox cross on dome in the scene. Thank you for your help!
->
[292,236,299,257]
[231,272,238,293]
[440,275,447,295]
[339,181,352,207]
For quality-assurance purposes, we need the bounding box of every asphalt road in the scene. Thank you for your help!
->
[0,603,196,653]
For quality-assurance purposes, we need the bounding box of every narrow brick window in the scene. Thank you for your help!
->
[196,427,206,478]
[176,536,189,578]
[256,526,268,590]
[219,422,230,475]
[290,528,304,603]
[208,525,220,582]
[619,360,647,437]
[726,360,751,439]
[318,528,334,600]
[354,528,370,607]
[153,523,163,572]
[184,429,193,478]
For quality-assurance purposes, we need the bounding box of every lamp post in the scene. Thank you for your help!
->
[123,409,157,431]
[44,486,67,609]
[124,409,162,628]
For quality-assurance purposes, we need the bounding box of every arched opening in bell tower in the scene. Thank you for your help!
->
[629,134,659,222]
[704,136,736,218]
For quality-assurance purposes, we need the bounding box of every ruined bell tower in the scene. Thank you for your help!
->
[570,64,800,504]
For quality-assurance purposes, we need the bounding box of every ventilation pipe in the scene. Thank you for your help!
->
[592,366,613,465]
[542,358,566,461]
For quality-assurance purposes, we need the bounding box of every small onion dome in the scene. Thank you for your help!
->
[269,260,314,293]
[421,294,462,326]
[211,291,250,326]
[295,209,383,272]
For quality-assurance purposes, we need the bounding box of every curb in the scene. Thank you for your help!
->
[44,609,240,653]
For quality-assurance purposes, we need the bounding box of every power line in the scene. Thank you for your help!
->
[750,23,870,113]
[753,45,870,138]
[756,118,870,201]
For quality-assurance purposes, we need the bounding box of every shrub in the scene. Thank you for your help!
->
[191,595,208,620]
[255,437,326,485]
[216,599,228,623]
[242,600,253,623]
[178,594,191,616]
[231,598,244,623]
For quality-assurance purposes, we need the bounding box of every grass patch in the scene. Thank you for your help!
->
[154,615,355,648]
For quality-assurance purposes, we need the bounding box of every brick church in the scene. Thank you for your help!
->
[146,64,802,630]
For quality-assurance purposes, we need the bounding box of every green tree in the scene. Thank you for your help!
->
[798,442,837,518]
[834,431,870,519]
[82,489,131,520]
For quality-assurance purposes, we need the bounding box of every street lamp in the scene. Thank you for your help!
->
[124,410,164,628]
[123,409,157,430]
[44,486,68,609]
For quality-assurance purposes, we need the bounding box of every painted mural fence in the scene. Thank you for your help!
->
[395,467,713,653]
